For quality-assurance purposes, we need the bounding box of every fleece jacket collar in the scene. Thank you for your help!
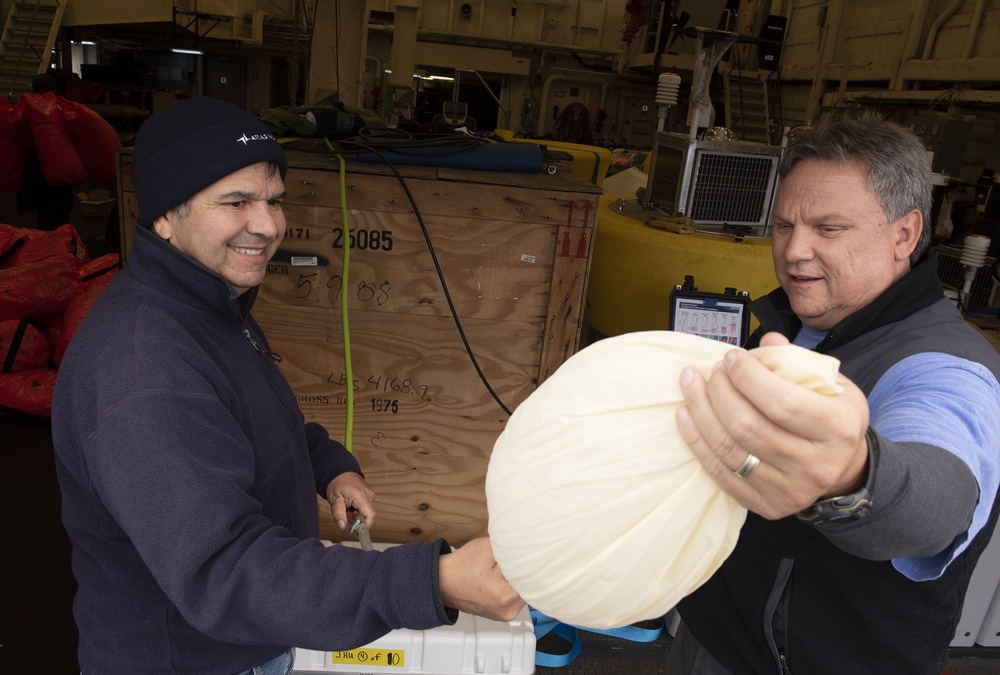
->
[130,225,258,322]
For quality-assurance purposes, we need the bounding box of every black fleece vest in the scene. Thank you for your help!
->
[678,254,1000,674]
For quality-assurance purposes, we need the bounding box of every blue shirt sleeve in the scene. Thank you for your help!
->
[866,353,1000,581]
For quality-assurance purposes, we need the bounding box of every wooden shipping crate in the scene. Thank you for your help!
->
[117,148,600,546]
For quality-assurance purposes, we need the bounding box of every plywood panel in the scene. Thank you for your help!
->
[263,207,558,321]
[255,304,537,544]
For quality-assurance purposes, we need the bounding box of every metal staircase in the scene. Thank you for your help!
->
[724,70,772,145]
[0,0,65,96]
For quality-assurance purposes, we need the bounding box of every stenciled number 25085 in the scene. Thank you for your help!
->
[332,228,393,251]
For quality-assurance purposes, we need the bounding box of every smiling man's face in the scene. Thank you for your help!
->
[152,162,286,296]
[770,159,921,331]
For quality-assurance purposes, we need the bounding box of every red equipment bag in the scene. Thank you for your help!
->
[62,99,121,183]
[51,255,119,367]
[0,319,51,372]
[76,253,120,289]
[0,367,58,417]
[22,92,87,187]
[0,224,26,259]
[0,254,81,322]
[0,223,88,268]
[0,98,30,192]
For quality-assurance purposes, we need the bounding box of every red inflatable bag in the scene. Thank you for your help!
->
[0,367,57,417]
[62,99,121,183]
[21,92,87,187]
[0,98,30,192]
[0,224,26,259]
[0,319,51,372]
[1,223,88,268]
[51,257,118,367]
[0,254,81,322]
[77,253,120,289]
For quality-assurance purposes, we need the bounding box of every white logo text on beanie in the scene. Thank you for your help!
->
[236,133,276,145]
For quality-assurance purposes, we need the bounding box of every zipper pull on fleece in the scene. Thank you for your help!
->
[243,328,283,364]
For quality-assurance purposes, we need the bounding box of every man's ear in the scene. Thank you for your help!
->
[894,209,922,262]
[152,212,174,241]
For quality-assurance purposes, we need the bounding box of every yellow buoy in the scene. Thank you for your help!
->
[585,194,779,338]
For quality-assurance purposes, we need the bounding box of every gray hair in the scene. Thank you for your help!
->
[778,109,932,263]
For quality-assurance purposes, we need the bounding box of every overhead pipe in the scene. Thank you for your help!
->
[574,0,582,44]
[922,0,963,60]
[596,0,605,45]
[806,0,844,123]
[965,0,986,58]
[890,0,930,90]
[910,0,963,91]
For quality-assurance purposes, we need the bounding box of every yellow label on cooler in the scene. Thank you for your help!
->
[329,648,405,667]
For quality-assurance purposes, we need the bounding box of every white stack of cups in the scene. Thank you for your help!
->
[655,73,681,133]
[960,234,992,307]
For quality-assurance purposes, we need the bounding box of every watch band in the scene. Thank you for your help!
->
[796,428,879,526]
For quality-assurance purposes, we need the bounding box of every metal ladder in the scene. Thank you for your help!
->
[0,0,65,96]
[724,70,772,145]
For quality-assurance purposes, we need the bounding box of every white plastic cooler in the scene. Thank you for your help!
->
[292,606,535,674]
[292,541,535,674]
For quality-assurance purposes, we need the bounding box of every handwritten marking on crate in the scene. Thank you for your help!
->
[270,270,392,305]
[330,647,404,667]
[329,372,432,401]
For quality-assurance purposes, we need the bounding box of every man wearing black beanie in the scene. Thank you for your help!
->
[51,97,523,675]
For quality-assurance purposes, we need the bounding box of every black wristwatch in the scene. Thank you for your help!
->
[796,428,879,526]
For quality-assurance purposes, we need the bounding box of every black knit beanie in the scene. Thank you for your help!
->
[132,97,288,228]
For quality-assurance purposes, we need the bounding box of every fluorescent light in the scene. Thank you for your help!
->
[172,48,203,55]
[81,40,97,45]
[423,75,455,81]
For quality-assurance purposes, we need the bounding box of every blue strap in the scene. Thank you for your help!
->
[531,609,583,667]
[530,608,666,667]
[584,621,664,642]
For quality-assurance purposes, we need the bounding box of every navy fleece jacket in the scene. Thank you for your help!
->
[52,226,455,675]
